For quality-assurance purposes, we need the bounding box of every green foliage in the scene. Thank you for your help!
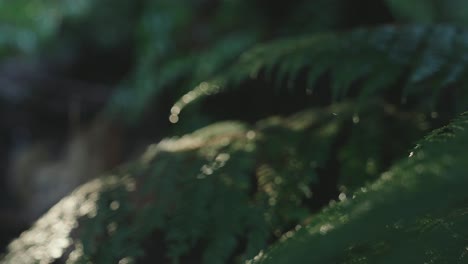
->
[105,0,386,124]
[0,0,139,58]
[173,24,468,117]
[107,32,257,124]
[0,106,336,263]
[104,1,263,123]
[0,106,458,264]
[251,112,468,264]
[0,0,87,55]
[0,102,431,263]
[2,1,468,264]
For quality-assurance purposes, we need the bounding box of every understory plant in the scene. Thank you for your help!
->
[1,0,468,263]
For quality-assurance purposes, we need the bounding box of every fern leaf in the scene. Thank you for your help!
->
[250,112,468,264]
[0,102,432,263]
[0,106,343,263]
[173,25,468,117]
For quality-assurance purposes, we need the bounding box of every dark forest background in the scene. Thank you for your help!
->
[0,0,468,263]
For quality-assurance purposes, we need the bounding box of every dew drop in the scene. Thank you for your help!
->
[274,177,283,184]
[352,114,360,124]
[182,93,194,103]
[126,181,136,192]
[169,114,179,124]
[119,257,133,264]
[319,224,334,235]
[201,165,213,175]
[170,106,180,115]
[199,82,209,92]
[338,193,347,201]
[215,153,230,162]
[246,130,256,140]
[107,222,118,233]
[110,201,120,211]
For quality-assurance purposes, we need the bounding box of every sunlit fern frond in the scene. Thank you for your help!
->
[106,32,257,123]
[173,24,468,118]
[250,111,468,264]
[1,101,429,263]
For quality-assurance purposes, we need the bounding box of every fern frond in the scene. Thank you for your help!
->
[173,24,468,119]
[106,32,257,123]
[0,106,335,263]
[106,55,197,123]
[250,112,468,264]
[0,102,432,263]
